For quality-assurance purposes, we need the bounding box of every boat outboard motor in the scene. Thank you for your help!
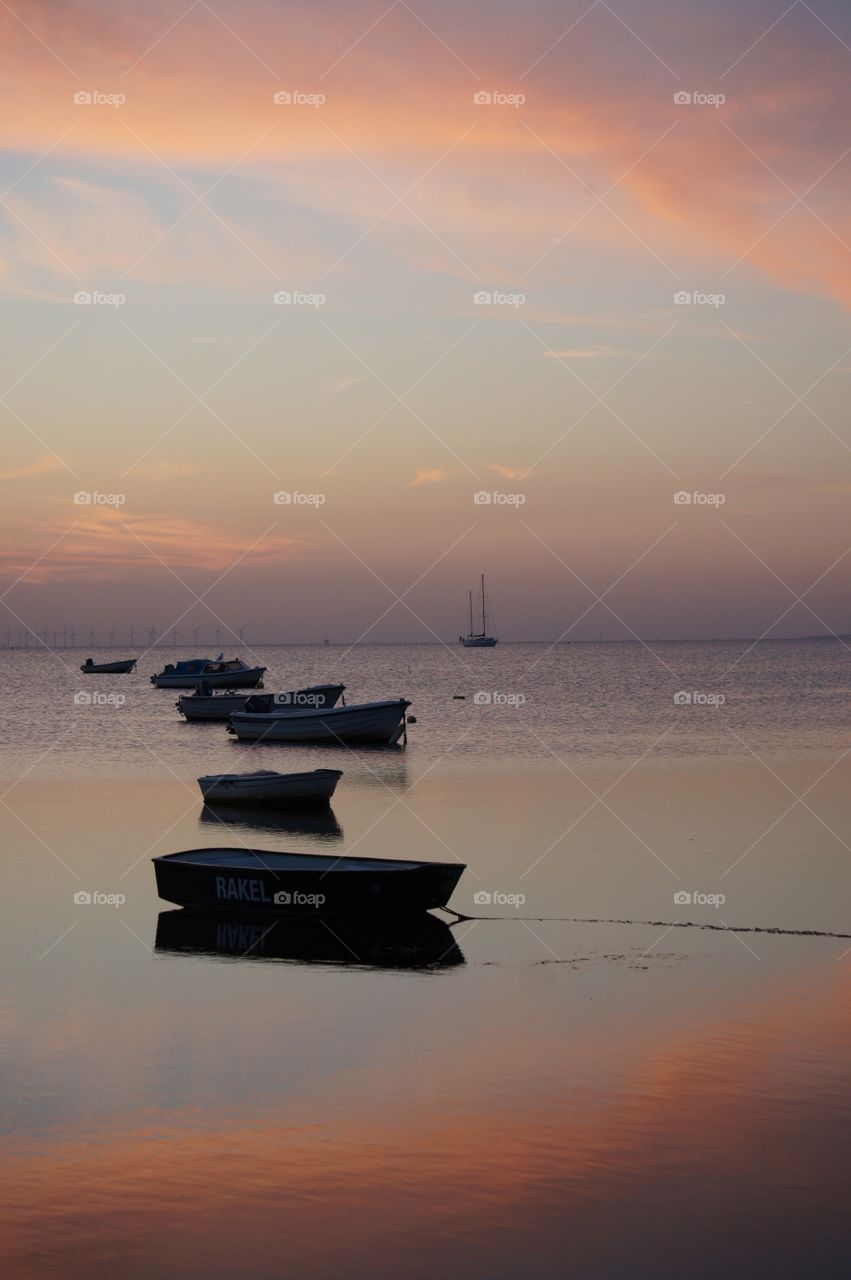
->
[84,658,93,667]
[164,664,175,674]
[197,680,212,697]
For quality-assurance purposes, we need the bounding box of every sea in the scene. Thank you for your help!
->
[1,640,849,1278]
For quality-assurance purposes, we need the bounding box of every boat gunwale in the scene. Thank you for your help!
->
[153,846,465,874]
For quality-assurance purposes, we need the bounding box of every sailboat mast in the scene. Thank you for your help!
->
[469,590,473,637]
[481,573,486,634]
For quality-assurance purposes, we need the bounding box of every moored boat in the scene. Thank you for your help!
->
[81,657,137,674]
[152,847,466,918]
[460,573,498,647]
[197,768,342,807]
[228,698,410,746]
[151,655,266,689]
[178,684,345,722]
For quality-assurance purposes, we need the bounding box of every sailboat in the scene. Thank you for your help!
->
[460,574,498,647]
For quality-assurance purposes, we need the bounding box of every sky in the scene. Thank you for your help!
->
[1,0,850,644]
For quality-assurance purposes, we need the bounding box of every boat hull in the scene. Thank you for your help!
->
[461,637,498,647]
[153,666,266,689]
[197,768,342,806]
[153,847,465,918]
[179,693,248,720]
[228,698,410,746]
[80,659,137,673]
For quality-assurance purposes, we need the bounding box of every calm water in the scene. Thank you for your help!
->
[2,642,850,1277]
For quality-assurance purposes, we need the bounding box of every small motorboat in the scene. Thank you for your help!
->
[197,768,342,807]
[177,683,345,722]
[80,657,137,674]
[151,654,266,689]
[228,698,410,746]
[155,908,466,969]
[153,847,466,917]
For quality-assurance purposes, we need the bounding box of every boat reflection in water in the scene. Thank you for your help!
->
[198,803,343,840]
[155,908,465,970]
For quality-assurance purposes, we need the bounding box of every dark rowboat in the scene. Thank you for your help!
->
[81,658,137,674]
[153,847,465,918]
[197,768,342,806]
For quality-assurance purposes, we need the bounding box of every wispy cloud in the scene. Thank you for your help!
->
[540,346,619,360]
[489,464,528,480]
[0,456,64,481]
[408,467,452,488]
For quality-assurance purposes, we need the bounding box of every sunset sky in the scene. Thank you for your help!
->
[1,0,850,643]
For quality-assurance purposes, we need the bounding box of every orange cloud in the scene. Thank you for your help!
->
[0,505,312,582]
[1,1,849,305]
[408,466,451,486]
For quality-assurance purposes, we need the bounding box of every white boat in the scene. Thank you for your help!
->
[178,683,345,722]
[197,768,343,807]
[151,655,266,689]
[460,574,498,647]
[228,698,411,746]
